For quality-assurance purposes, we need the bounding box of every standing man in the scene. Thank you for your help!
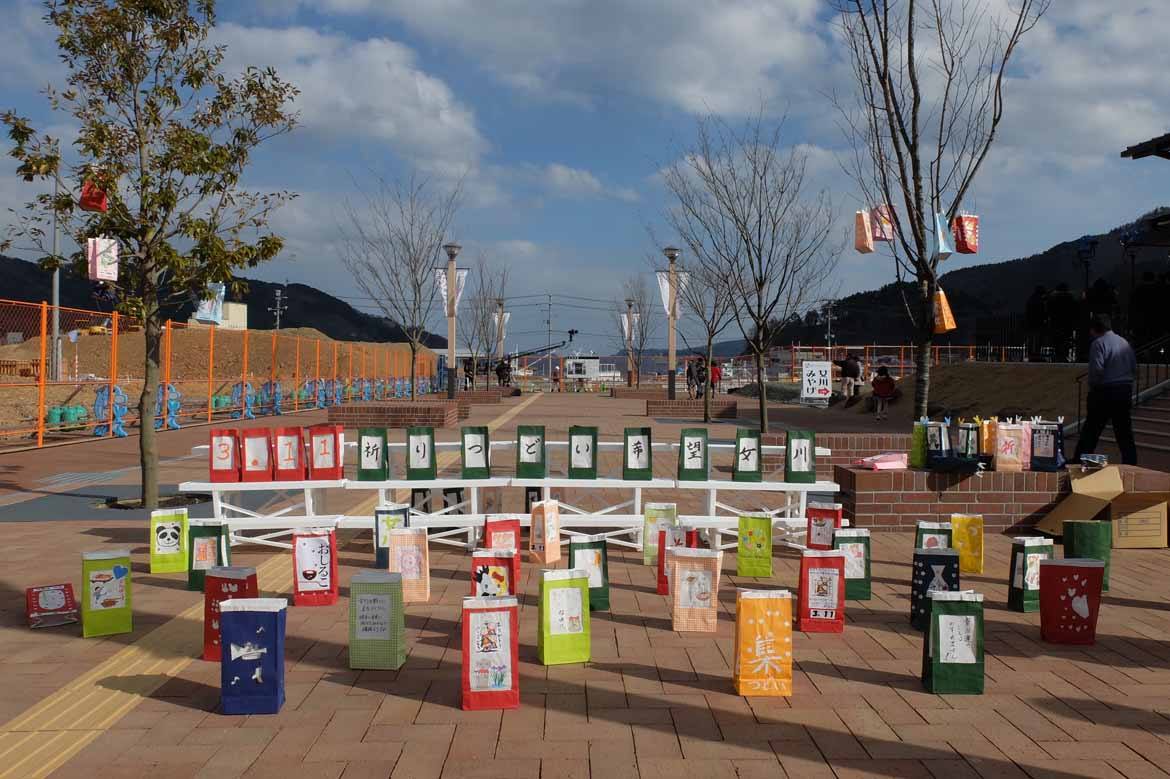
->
[834,353,862,398]
[1074,314,1138,465]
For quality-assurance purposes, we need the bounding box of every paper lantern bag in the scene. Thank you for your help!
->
[209,428,241,482]
[203,566,259,661]
[910,549,960,630]
[784,430,817,484]
[677,428,710,481]
[272,427,305,480]
[219,598,287,715]
[349,571,406,670]
[538,570,591,666]
[922,591,984,694]
[994,424,1026,472]
[81,549,132,638]
[623,427,652,480]
[733,428,762,482]
[909,422,927,469]
[374,504,410,569]
[150,508,188,574]
[671,548,722,633]
[1008,537,1052,612]
[734,589,793,697]
[833,528,872,601]
[484,517,522,553]
[530,499,561,565]
[797,550,845,633]
[471,549,519,597]
[389,528,430,603]
[307,425,345,480]
[461,425,491,479]
[855,210,875,253]
[567,426,598,479]
[293,529,338,607]
[806,502,841,551]
[1039,559,1105,645]
[915,521,952,551]
[1062,520,1112,592]
[569,535,610,611]
[643,503,678,565]
[26,584,79,628]
[188,520,231,592]
[737,513,773,577]
[657,526,687,595]
[952,214,980,254]
[1030,423,1066,472]
[933,289,957,334]
[241,429,274,482]
[462,596,520,710]
[406,426,437,480]
[357,428,389,481]
[516,425,547,478]
[950,514,984,575]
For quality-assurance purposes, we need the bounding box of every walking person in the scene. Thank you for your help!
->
[1073,315,1138,465]
[710,362,722,394]
[834,353,862,399]
[870,367,897,421]
[685,359,697,399]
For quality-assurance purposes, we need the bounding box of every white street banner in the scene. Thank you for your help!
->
[621,312,640,341]
[435,268,470,312]
[492,312,511,340]
[655,271,690,317]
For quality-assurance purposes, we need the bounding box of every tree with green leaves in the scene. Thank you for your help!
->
[2,0,298,508]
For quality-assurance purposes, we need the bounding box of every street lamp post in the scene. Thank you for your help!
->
[495,297,506,362]
[624,297,634,388]
[663,246,680,400]
[442,242,461,399]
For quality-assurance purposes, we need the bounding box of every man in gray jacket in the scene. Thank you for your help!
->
[1073,314,1138,464]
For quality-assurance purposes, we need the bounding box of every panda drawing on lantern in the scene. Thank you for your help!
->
[154,522,181,554]
[473,565,509,596]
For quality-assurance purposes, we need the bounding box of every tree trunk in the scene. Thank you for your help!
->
[139,312,162,508]
[914,285,934,418]
[409,342,418,402]
[755,349,768,434]
[703,337,714,424]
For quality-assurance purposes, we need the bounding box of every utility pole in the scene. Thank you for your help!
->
[825,300,833,347]
[443,243,461,399]
[495,297,505,361]
[268,288,288,330]
[546,293,552,383]
[50,168,60,381]
[663,246,680,400]
[625,298,635,388]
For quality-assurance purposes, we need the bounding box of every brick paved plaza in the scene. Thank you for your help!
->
[2,393,1170,778]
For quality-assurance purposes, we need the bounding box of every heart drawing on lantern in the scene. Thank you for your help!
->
[1070,594,1090,619]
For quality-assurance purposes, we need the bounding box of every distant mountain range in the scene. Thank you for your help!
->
[0,255,445,348]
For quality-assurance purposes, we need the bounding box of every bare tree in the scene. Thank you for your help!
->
[664,112,838,433]
[613,275,659,388]
[461,255,509,390]
[339,172,461,399]
[835,0,1049,416]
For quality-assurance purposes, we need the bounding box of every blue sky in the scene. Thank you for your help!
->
[2,0,1169,356]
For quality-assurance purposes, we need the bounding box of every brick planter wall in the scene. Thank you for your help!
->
[328,401,459,429]
[610,387,668,400]
[645,398,738,419]
[836,464,1069,532]
[762,432,912,481]
[458,389,504,404]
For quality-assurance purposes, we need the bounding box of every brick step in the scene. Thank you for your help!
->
[1101,433,1170,453]
[1131,427,1170,439]
[1131,415,1170,426]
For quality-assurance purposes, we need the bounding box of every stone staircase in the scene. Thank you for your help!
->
[1098,388,1170,469]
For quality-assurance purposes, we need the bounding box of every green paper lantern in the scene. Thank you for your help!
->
[910,421,927,469]
[461,426,491,479]
[357,428,389,481]
[622,427,653,480]
[538,569,591,665]
[516,425,547,479]
[643,503,678,566]
[569,535,610,611]
[149,508,188,575]
[349,571,407,670]
[833,528,872,600]
[732,428,762,483]
[922,590,984,694]
[737,513,774,577]
[677,428,709,481]
[567,426,598,479]
[1008,536,1052,612]
[82,549,132,638]
[784,430,816,484]
[406,427,437,480]
[1062,520,1112,592]
[188,520,231,592]
[915,520,952,551]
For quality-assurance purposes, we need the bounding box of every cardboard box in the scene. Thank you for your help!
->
[1035,466,1168,548]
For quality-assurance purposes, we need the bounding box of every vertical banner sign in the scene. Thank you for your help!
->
[81,549,132,638]
[219,598,287,715]
[461,596,520,710]
[805,502,842,551]
[784,430,817,484]
[623,427,653,480]
[209,428,241,483]
[656,526,687,595]
[910,549,960,630]
[530,500,561,565]
[567,425,598,479]
[389,527,430,603]
[26,584,79,628]
[800,361,833,405]
[516,425,547,479]
[471,549,519,597]
[461,426,491,479]
[1062,520,1112,592]
[737,513,774,577]
[538,569,591,666]
[832,528,872,600]
[203,566,259,661]
[374,503,410,568]
[188,519,231,592]
[922,591,984,694]
[797,550,846,633]
[1008,536,1053,612]
[671,548,723,633]
[915,520,952,550]
[292,529,338,607]
[307,424,344,480]
[677,428,709,481]
[950,514,984,574]
[569,535,610,611]
[241,429,274,482]
[406,426,437,480]
[1039,559,1106,645]
[273,427,305,481]
[357,428,389,481]
[642,503,678,566]
[150,507,189,574]
[349,571,406,670]
[734,589,794,697]
[733,428,762,482]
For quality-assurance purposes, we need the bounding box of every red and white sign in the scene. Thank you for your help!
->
[203,567,259,660]
[306,425,344,480]
[461,596,520,710]
[241,429,274,482]
[805,502,843,551]
[209,428,241,483]
[272,427,306,481]
[798,549,846,633]
[293,529,338,606]
[26,584,79,628]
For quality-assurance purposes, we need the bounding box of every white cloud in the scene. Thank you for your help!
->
[540,163,639,202]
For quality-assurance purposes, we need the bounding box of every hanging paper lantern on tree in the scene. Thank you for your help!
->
[952,213,980,254]
[933,289,957,334]
[855,211,875,254]
[86,237,118,282]
[79,179,108,212]
[871,204,895,242]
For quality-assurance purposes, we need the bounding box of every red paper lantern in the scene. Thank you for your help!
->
[797,550,846,633]
[685,529,700,548]
[272,427,306,481]
[202,566,259,661]
[471,549,520,597]
[952,214,980,254]
[306,424,344,480]
[805,502,842,551]
[483,517,521,551]
[292,529,338,607]
[461,596,520,710]
[241,429,274,483]
[657,526,688,595]
[209,428,241,483]
[79,180,109,212]
[1039,558,1105,645]
[26,584,79,628]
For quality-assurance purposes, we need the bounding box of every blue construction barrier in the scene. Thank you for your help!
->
[94,385,129,437]
[154,383,182,430]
